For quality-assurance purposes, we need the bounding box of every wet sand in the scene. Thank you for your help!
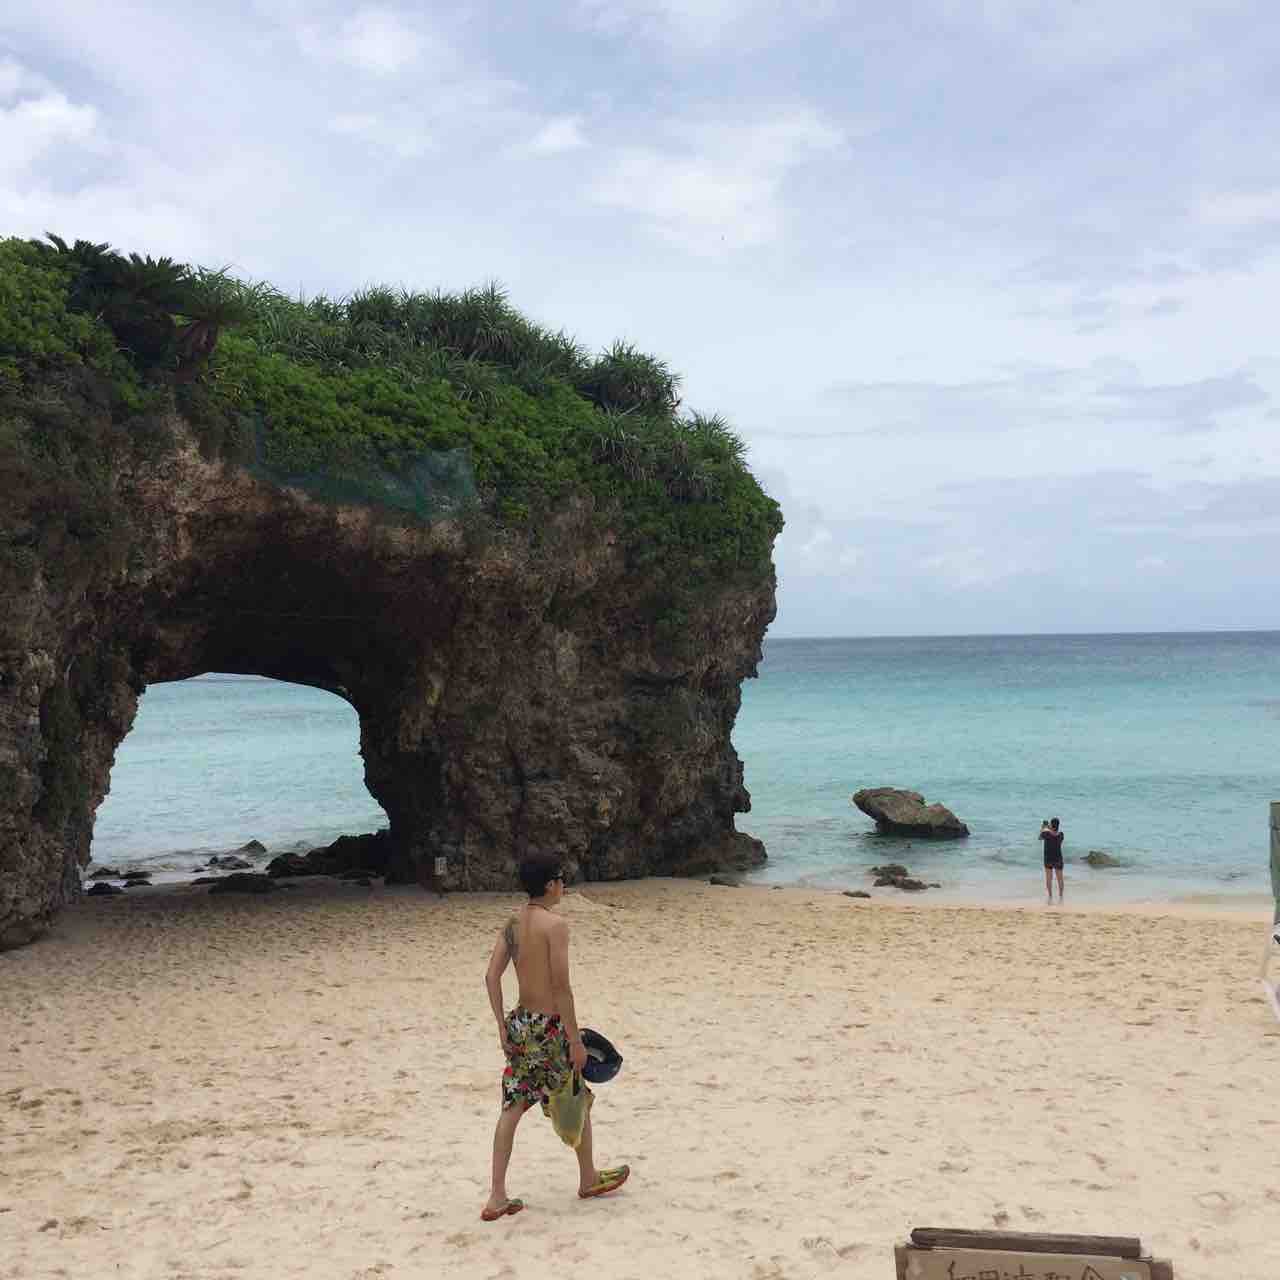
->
[2,878,1278,1279]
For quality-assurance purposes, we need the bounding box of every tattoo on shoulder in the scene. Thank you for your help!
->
[503,916,518,962]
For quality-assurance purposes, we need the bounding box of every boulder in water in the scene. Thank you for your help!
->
[86,882,124,897]
[1085,850,1122,868]
[852,788,969,838]
[88,867,122,880]
[237,839,267,854]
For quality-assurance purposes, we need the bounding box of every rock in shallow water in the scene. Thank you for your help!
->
[852,788,969,838]
[86,882,124,896]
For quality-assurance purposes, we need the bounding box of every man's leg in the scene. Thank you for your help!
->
[484,1102,526,1214]
[575,1103,599,1194]
[574,1106,629,1197]
[1055,866,1064,900]
[1044,866,1053,902]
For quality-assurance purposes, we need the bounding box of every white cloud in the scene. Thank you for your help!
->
[590,107,843,250]
[798,528,833,557]
[0,68,99,180]
[0,56,39,101]
[817,362,1269,438]
[298,7,441,76]
[576,0,839,49]
[335,8,428,75]
[920,545,1020,591]
[1197,188,1280,227]
[327,111,430,158]
[528,116,587,154]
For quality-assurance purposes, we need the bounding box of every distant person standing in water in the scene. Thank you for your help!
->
[1039,817,1065,903]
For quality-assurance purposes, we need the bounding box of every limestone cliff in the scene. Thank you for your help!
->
[0,241,779,946]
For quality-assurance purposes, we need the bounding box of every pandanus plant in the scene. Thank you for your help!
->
[33,234,250,375]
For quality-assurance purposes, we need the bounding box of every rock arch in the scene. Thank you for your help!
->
[0,426,774,947]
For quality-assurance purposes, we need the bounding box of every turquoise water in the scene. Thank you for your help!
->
[92,632,1280,904]
[735,632,1280,904]
[91,675,387,878]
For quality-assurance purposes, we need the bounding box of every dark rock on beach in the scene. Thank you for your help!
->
[207,855,252,871]
[708,875,739,887]
[237,839,267,854]
[190,876,222,885]
[870,864,932,891]
[207,873,278,895]
[1085,850,1122,868]
[87,867,122,880]
[305,831,393,877]
[874,873,928,890]
[86,882,124,896]
[852,788,969,838]
[265,852,314,878]
[123,875,151,886]
[843,889,871,899]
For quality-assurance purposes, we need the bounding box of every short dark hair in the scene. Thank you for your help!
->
[518,853,563,897]
[1050,817,1060,830]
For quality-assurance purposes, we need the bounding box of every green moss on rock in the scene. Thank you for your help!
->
[0,234,782,595]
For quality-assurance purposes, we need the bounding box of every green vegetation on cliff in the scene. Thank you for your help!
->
[0,234,781,594]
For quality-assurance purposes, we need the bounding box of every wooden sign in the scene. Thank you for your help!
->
[899,1247,1150,1280]
[896,1230,1173,1280]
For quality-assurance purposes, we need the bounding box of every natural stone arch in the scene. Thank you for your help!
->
[0,426,774,947]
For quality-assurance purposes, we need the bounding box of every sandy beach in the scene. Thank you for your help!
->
[2,878,1277,1280]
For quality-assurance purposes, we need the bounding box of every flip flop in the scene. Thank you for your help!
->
[578,1165,630,1199]
[480,1198,525,1222]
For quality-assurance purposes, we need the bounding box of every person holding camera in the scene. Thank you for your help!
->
[1039,817,1065,904]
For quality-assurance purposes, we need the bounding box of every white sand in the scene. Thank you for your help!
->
[2,878,1278,1279]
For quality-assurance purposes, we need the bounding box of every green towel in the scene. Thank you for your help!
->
[543,1071,594,1149]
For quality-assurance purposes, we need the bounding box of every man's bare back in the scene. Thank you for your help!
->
[503,904,563,1016]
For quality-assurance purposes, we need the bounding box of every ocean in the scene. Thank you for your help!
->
[91,631,1280,905]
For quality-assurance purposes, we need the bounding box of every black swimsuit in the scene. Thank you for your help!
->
[1040,829,1064,868]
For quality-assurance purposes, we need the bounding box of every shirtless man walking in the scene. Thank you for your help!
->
[481,852,630,1221]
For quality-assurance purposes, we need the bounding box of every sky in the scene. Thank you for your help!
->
[3,1,1279,637]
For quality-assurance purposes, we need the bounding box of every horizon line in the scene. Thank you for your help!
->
[765,625,1280,641]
